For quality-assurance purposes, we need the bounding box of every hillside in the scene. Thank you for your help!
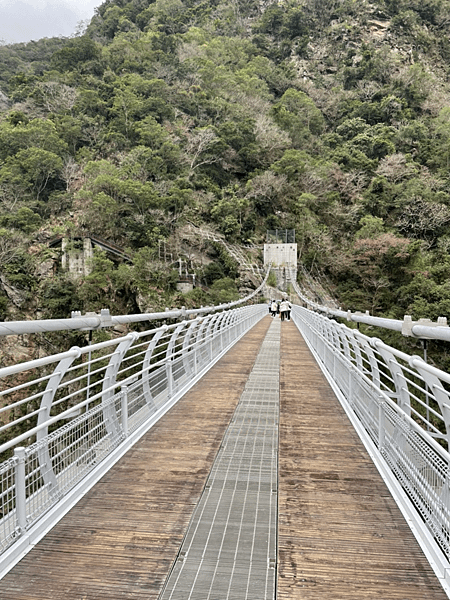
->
[1,0,450,335]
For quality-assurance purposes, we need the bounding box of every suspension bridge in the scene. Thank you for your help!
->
[1,274,450,598]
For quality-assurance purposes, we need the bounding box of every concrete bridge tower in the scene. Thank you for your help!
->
[263,230,297,291]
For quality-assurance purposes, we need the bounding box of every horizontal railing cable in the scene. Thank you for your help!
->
[0,269,271,337]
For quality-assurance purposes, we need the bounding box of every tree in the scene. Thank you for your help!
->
[0,148,63,200]
[270,149,310,181]
[82,158,159,215]
[355,215,385,239]
[34,82,78,114]
[135,118,180,176]
[210,277,239,303]
[0,207,42,233]
[245,171,288,215]
[185,127,225,173]
[0,119,67,161]
[396,198,450,247]
[61,157,81,192]
[210,193,250,239]
[110,87,144,141]
[51,36,102,73]
[431,107,450,171]
[0,229,24,265]
[78,251,116,310]
[272,89,325,146]
[375,153,417,183]
[40,276,81,318]
[350,233,413,312]
[253,115,291,165]
[81,192,119,239]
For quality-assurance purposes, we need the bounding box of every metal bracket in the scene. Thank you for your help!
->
[402,315,448,337]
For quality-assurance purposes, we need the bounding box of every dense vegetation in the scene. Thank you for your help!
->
[1,0,450,340]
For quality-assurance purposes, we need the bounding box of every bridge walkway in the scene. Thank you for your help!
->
[0,317,446,599]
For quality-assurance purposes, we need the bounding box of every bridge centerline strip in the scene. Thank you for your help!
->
[159,319,280,600]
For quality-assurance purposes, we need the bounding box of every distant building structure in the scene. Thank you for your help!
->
[263,230,297,270]
[49,235,132,277]
[174,257,196,293]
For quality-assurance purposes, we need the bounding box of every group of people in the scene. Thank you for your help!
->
[269,298,291,321]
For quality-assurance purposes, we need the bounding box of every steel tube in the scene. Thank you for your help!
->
[14,448,27,533]
[409,325,450,342]
[121,386,129,437]
[0,269,271,338]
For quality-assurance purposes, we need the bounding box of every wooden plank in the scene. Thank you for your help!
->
[0,317,272,599]
[278,321,448,599]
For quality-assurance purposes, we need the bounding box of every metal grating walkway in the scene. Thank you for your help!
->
[159,319,280,600]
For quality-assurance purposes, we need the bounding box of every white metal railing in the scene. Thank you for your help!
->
[0,303,267,572]
[291,304,450,594]
[289,268,450,342]
[0,276,271,338]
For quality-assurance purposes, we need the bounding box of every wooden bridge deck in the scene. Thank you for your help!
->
[0,316,447,599]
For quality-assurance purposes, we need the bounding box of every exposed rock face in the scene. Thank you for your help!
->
[136,293,156,315]
[0,333,37,368]
[35,260,54,280]
[239,271,260,293]
[0,275,26,308]
[113,324,128,335]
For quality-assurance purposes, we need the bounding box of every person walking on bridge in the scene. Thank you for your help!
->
[270,300,278,317]
[280,299,290,321]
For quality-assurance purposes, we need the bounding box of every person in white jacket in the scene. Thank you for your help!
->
[270,300,278,317]
[280,299,290,321]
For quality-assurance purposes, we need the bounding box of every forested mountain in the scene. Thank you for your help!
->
[1,0,450,332]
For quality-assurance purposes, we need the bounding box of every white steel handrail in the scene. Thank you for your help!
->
[0,303,267,575]
[289,268,450,342]
[0,270,271,337]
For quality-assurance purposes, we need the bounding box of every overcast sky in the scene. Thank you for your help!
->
[0,0,101,44]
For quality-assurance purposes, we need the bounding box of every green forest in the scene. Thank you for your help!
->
[1,0,450,339]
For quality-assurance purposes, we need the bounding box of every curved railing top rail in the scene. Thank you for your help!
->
[0,303,266,453]
[289,269,450,343]
[294,305,450,456]
[0,269,271,337]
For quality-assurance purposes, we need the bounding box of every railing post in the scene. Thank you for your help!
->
[121,386,128,437]
[14,447,27,534]
[193,340,198,376]
[101,334,137,441]
[206,315,219,362]
[348,369,353,406]
[142,326,167,409]
[218,312,224,351]
[409,356,450,448]
[379,401,385,452]
[375,343,411,416]
[166,359,173,397]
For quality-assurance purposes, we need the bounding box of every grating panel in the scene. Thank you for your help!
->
[159,319,280,600]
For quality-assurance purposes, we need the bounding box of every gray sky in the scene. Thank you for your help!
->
[0,0,101,44]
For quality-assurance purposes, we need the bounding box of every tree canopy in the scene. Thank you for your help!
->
[1,0,450,335]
